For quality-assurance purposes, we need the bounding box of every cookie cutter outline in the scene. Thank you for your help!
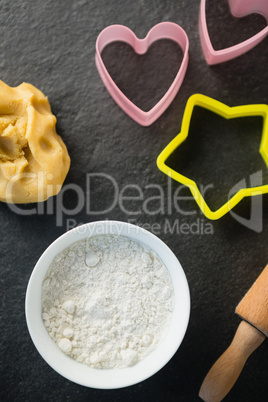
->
[199,0,268,65]
[157,94,268,220]
[95,22,189,126]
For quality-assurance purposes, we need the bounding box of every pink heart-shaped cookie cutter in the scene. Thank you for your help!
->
[95,22,189,126]
[199,0,268,65]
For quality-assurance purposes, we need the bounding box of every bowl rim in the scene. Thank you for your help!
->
[25,220,190,389]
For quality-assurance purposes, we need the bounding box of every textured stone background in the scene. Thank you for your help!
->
[0,0,268,401]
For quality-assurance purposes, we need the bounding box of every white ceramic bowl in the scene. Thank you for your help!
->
[25,220,190,389]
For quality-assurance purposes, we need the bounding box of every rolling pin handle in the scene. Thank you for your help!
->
[199,320,265,401]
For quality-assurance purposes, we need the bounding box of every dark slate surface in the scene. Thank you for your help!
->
[0,0,268,401]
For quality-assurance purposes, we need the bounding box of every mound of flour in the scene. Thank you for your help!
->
[42,234,174,369]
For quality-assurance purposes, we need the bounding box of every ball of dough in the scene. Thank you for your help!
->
[0,80,70,203]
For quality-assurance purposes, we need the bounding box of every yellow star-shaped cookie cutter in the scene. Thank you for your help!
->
[157,94,268,220]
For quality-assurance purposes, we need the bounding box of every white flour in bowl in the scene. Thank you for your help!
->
[42,234,174,369]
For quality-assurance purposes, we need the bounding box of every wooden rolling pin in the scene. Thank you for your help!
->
[199,264,268,401]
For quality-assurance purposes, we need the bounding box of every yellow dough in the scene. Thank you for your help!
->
[0,81,70,203]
